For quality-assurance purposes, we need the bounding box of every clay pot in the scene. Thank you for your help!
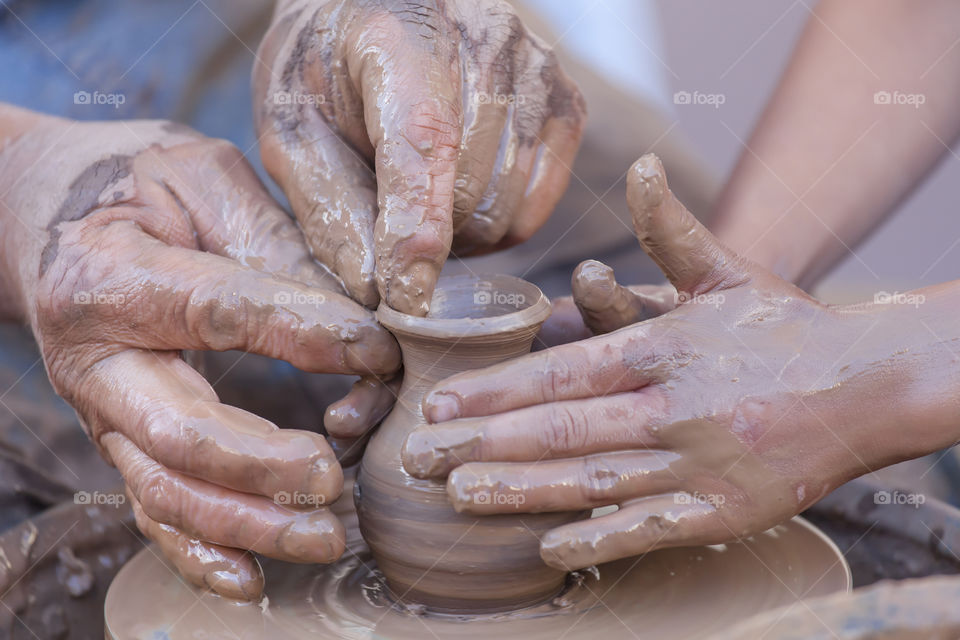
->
[356,274,585,612]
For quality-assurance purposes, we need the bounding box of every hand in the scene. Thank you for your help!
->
[401,154,938,570]
[253,0,586,315]
[0,115,401,599]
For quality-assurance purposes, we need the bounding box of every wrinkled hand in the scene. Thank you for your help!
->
[402,154,896,570]
[253,0,586,315]
[0,117,401,599]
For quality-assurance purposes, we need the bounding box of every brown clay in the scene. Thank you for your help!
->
[102,509,850,639]
[356,273,586,611]
[714,575,960,640]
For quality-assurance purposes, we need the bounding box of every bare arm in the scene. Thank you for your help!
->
[711,0,960,289]
[0,104,64,320]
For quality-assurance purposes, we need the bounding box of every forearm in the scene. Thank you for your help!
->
[0,104,63,321]
[711,0,960,290]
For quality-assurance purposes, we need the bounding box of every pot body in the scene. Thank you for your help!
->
[356,275,584,612]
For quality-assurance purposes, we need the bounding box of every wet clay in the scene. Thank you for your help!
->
[103,509,850,639]
[356,274,585,611]
[715,574,960,639]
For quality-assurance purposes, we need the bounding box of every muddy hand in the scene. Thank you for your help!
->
[0,115,401,599]
[253,0,586,316]
[402,153,930,570]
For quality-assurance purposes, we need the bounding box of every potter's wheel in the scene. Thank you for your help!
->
[104,516,849,639]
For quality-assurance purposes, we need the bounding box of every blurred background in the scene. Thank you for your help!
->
[657,0,960,301]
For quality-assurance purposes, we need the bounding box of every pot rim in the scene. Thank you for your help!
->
[376,273,552,340]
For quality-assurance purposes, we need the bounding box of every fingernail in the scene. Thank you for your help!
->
[628,155,665,210]
[304,456,343,504]
[540,531,580,572]
[205,569,263,601]
[423,391,461,423]
[402,425,479,478]
[540,532,581,571]
[445,468,498,512]
[385,261,438,317]
[279,513,345,562]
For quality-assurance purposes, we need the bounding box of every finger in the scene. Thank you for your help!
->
[139,139,347,293]
[422,327,664,422]
[104,432,346,563]
[128,489,264,601]
[84,350,342,503]
[357,13,461,316]
[324,375,400,438]
[258,117,381,306]
[404,390,666,478]
[447,11,523,252]
[445,451,681,515]
[540,494,727,571]
[572,261,675,334]
[534,296,593,350]
[450,112,521,255]
[628,154,749,296]
[89,221,400,376]
[450,83,510,251]
[500,59,585,247]
[326,432,371,468]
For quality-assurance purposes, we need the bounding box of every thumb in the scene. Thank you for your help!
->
[627,154,749,297]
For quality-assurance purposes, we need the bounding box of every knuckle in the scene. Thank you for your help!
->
[401,98,460,159]
[138,469,179,525]
[36,236,105,331]
[543,406,588,454]
[577,456,618,503]
[136,402,179,460]
[541,360,575,402]
[182,277,251,352]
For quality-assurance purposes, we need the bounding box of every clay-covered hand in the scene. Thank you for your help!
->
[0,116,401,599]
[253,0,586,316]
[402,154,925,570]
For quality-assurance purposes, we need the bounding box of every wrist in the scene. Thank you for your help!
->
[834,287,960,464]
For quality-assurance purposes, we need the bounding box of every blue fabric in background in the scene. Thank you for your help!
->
[0,0,266,163]
[0,1,303,406]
